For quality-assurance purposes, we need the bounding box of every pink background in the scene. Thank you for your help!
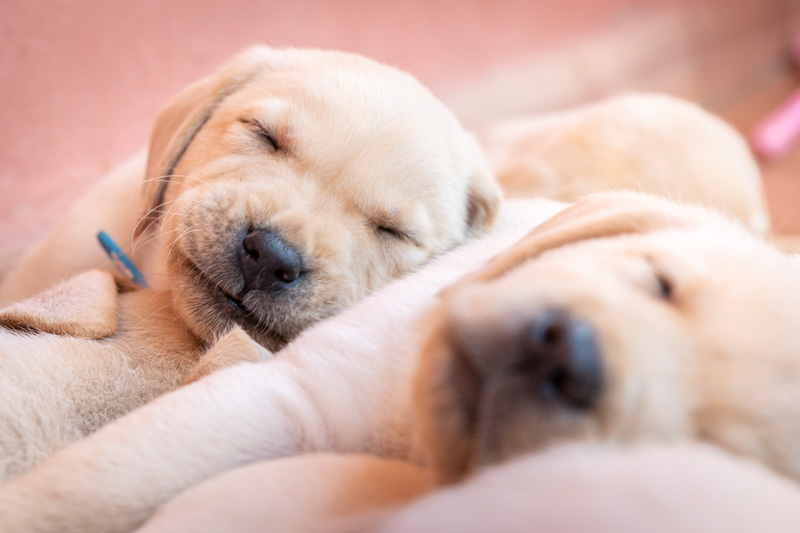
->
[0,0,701,269]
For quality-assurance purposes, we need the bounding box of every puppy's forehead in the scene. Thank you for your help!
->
[227,66,469,225]
[468,227,766,294]
[228,66,465,164]
[240,64,449,121]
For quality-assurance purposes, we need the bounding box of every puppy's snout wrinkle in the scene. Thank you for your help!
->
[240,228,304,292]
[513,310,603,410]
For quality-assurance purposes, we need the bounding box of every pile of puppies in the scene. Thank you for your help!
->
[1,46,799,532]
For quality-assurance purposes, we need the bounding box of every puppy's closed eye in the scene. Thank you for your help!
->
[644,256,674,301]
[619,256,675,302]
[654,271,673,301]
[239,118,280,152]
[376,224,407,240]
[368,216,421,247]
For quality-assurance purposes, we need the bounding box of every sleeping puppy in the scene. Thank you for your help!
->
[414,191,800,484]
[0,45,499,350]
[479,92,770,236]
[0,46,499,480]
[3,193,799,533]
[137,192,800,533]
[0,197,567,532]
[0,92,769,311]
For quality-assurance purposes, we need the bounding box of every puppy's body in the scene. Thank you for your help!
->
[0,198,567,533]
[136,446,800,533]
[0,47,500,480]
[0,46,499,350]
[479,93,770,235]
[0,280,204,480]
[3,195,800,532]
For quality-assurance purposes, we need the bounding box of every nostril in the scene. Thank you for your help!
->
[242,237,260,261]
[275,268,298,283]
[244,247,260,262]
[521,310,603,410]
[543,323,563,345]
[531,312,566,347]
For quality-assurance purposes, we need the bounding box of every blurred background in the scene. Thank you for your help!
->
[1,0,799,274]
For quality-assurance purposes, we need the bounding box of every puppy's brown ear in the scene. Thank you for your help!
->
[464,136,502,234]
[136,47,277,237]
[0,270,119,338]
[449,192,710,292]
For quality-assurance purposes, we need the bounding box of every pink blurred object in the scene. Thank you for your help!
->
[752,89,800,158]
[795,32,800,59]
[751,31,800,159]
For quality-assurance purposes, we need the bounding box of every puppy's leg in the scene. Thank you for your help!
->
[181,327,274,385]
[0,206,548,533]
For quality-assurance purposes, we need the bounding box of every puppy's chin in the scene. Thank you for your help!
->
[168,253,308,352]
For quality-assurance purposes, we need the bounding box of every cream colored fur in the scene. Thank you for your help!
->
[0,62,778,530]
[479,93,770,235]
[0,272,204,481]
[141,193,800,532]
[0,46,499,352]
[4,194,800,532]
[0,198,567,532]
[0,93,768,309]
[0,46,500,481]
[137,445,800,533]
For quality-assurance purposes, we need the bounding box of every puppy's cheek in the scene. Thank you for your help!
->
[414,319,481,485]
[171,275,233,343]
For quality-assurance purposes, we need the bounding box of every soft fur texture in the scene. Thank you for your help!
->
[0,80,778,529]
[4,194,800,532]
[0,198,566,532]
[136,446,800,533]
[0,270,119,338]
[479,93,770,235]
[0,46,500,481]
[0,272,204,481]
[0,45,500,350]
[138,193,800,533]
[414,192,800,483]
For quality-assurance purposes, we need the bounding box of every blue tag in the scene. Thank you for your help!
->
[97,231,149,288]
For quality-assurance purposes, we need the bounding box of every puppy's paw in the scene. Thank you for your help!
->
[181,326,274,385]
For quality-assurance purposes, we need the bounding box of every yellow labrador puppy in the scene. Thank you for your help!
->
[0,197,566,532]
[0,45,499,349]
[0,46,500,481]
[0,92,769,310]
[136,192,800,533]
[479,93,770,236]
[414,191,800,483]
[4,193,800,533]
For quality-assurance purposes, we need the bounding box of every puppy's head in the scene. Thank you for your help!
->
[137,46,499,349]
[415,192,800,484]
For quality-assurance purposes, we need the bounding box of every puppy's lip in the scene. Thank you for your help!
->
[183,256,287,341]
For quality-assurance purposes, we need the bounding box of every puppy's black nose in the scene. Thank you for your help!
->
[240,228,303,291]
[515,310,603,409]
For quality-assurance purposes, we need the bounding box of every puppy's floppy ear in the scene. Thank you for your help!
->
[0,270,119,338]
[136,46,277,237]
[448,191,710,292]
[464,135,502,234]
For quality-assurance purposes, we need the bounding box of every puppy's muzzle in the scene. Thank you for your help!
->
[512,310,603,410]
[457,309,604,412]
[240,228,304,292]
